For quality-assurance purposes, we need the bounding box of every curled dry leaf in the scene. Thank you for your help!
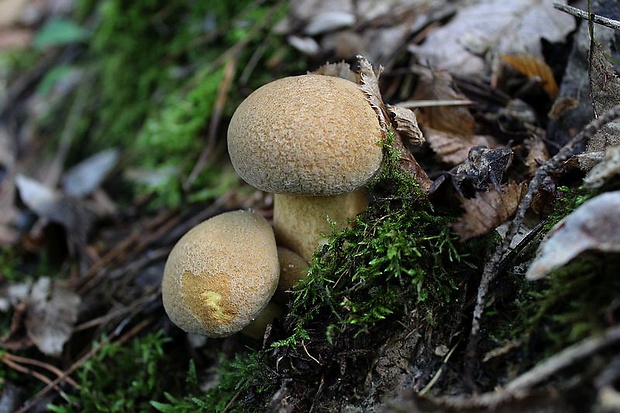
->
[526,191,620,280]
[500,54,558,99]
[24,277,80,356]
[452,180,527,241]
[386,104,425,147]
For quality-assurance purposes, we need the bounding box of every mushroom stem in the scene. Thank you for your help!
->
[240,301,283,340]
[273,190,367,262]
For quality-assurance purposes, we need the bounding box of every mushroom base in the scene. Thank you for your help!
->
[273,191,367,262]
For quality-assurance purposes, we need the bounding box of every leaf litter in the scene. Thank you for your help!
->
[2,0,620,411]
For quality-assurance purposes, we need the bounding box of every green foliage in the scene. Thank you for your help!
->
[32,18,90,50]
[544,185,595,230]
[151,350,274,413]
[75,0,288,207]
[47,331,169,413]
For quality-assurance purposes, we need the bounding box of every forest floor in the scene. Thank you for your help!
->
[1,0,620,412]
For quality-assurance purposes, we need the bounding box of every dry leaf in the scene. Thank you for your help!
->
[424,126,498,166]
[433,146,514,198]
[452,181,527,241]
[523,136,549,176]
[501,54,558,98]
[15,174,96,266]
[25,277,80,356]
[386,104,425,147]
[585,145,620,189]
[410,0,576,76]
[356,56,431,191]
[411,67,476,137]
[303,10,355,35]
[580,41,620,171]
[526,191,620,280]
[311,61,360,83]
[357,55,389,132]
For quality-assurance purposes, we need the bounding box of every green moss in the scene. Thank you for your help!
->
[484,185,617,379]
[276,132,481,347]
[152,350,275,413]
[48,331,171,412]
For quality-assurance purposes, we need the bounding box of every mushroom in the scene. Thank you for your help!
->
[161,210,280,337]
[227,74,384,261]
[274,246,310,304]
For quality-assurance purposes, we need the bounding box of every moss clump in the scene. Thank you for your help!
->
[152,350,275,413]
[278,132,480,345]
[483,185,618,386]
[48,331,172,412]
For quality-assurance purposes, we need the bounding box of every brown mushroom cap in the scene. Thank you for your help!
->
[227,74,384,196]
[161,210,279,337]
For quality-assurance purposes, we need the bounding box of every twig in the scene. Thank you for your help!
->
[15,317,151,413]
[1,357,71,402]
[428,323,620,409]
[506,323,620,392]
[465,104,620,379]
[184,57,237,190]
[553,2,620,31]
[2,353,79,388]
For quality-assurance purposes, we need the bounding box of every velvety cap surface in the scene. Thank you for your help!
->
[227,74,383,195]
[161,210,279,337]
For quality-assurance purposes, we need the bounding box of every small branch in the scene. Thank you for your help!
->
[427,323,620,409]
[465,104,620,380]
[553,2,620,31]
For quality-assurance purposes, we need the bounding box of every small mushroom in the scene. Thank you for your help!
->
[274,246,310,303]
[161,210,280,337]
[227,74,384,261]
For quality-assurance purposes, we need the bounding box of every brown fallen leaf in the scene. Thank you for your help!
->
[24,277,81,356]
[526,191,620,280]
[410,66,476,138]
[424,126,498,166]
[501,54,558,99]
[523,136,550,176]
[451,181,527,241]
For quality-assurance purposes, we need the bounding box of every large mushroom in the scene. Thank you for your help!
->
[227,74,384,261]
[161,210,280,337]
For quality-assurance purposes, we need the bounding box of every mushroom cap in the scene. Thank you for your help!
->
[227,74,384,196]
[161,210,279,337]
